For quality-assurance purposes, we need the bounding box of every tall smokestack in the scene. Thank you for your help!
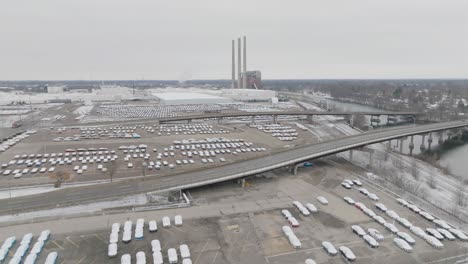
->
[243,36,247,89]
[237,38,242,89]
[231,40,235,88]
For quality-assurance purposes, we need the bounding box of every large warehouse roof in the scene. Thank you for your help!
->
[153,92,231,105]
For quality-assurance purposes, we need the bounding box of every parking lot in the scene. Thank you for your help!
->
[1,158,467,264]
[0,121,317,188]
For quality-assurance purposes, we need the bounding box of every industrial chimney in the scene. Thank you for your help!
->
[237,38,242,89]
[243,36,247,89]
[231,40,236,88]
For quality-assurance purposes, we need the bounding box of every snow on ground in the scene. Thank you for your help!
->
[0,187,56,199]
[300,99,468,226]
[0,180,120,200]
[0,194,148,223]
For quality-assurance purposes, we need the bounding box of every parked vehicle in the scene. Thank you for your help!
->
[394,238,413,252]
[317,196,328,205]
[168,248,178,264]
[339,246,356,261]
[108,243,118,258]
[343,197,355,205]
[367,228,384,241]
[397,232,415,245]
[149,220,158,232]
[321,241,338,256]
[363,235,379,248]
[351,225,366,237]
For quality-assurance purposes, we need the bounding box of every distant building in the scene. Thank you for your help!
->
[222,89,276,102]
[242,71,262,89]
[47,86,64,93]
[153,92,231,105]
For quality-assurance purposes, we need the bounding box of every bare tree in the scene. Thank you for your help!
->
[49,170,71,188]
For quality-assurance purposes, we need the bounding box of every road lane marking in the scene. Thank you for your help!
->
[194,240,209,264]
[211,251,219,264]
[51,240,64,250]
[77,255,87,264]
[66,236,79,248]
[94,234,107,243]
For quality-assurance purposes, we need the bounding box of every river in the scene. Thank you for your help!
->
[326,99,468,180]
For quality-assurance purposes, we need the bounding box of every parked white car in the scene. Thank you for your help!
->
[397,232,416,245]
[343,197,355,205]
[394,238,413,252]
[363,234,379,248]
[351,225,366,237]
[339,246,356,261]
[321,241,338,256]
[317,196,328,205]
[367,228,384,241]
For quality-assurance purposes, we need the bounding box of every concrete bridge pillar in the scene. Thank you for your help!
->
[251,115,255,124]
[420,134,426,152]
[349,150,353,161]
[307,115,314,124]
[427,133,433,151]
[409,136,415,156]
[399,138,405,153]
[273,115,278,124]
[217,117,222,125]
[438,132,444,145]
[349,115,354,127]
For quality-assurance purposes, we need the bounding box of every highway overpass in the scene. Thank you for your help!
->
[157,110,417,123]
[1,119,465,215]
[67,110,418,127]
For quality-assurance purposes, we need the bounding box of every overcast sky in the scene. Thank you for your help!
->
[1,0,467,80]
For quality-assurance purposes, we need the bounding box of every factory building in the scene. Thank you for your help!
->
[153,92,232,105]
[221,89,276,102]
[242,71,262,89]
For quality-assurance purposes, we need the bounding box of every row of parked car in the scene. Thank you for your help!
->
[96,104,227,119]
[0,230,55,264]
[0,130,36,152]
[251,124,299,141]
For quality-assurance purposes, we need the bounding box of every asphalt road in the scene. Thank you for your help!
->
[1,119,466,215]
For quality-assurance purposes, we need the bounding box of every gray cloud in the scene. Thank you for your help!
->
[0,0,467,80]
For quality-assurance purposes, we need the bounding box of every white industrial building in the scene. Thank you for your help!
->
[47,86,64,93]
[153,92,232,105]
[221,89,276,102]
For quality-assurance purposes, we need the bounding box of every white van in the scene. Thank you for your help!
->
[168,248,178,264]
[149,220,158,232]
[175,215,183,226]
[121,254,131,264]
[44,252,58,264]
[180,244,191,259]
[136,251,146,264]
[151,239,161,252]
[108,243,118,258]
[162,216,171,228]
[153,251,163,264]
